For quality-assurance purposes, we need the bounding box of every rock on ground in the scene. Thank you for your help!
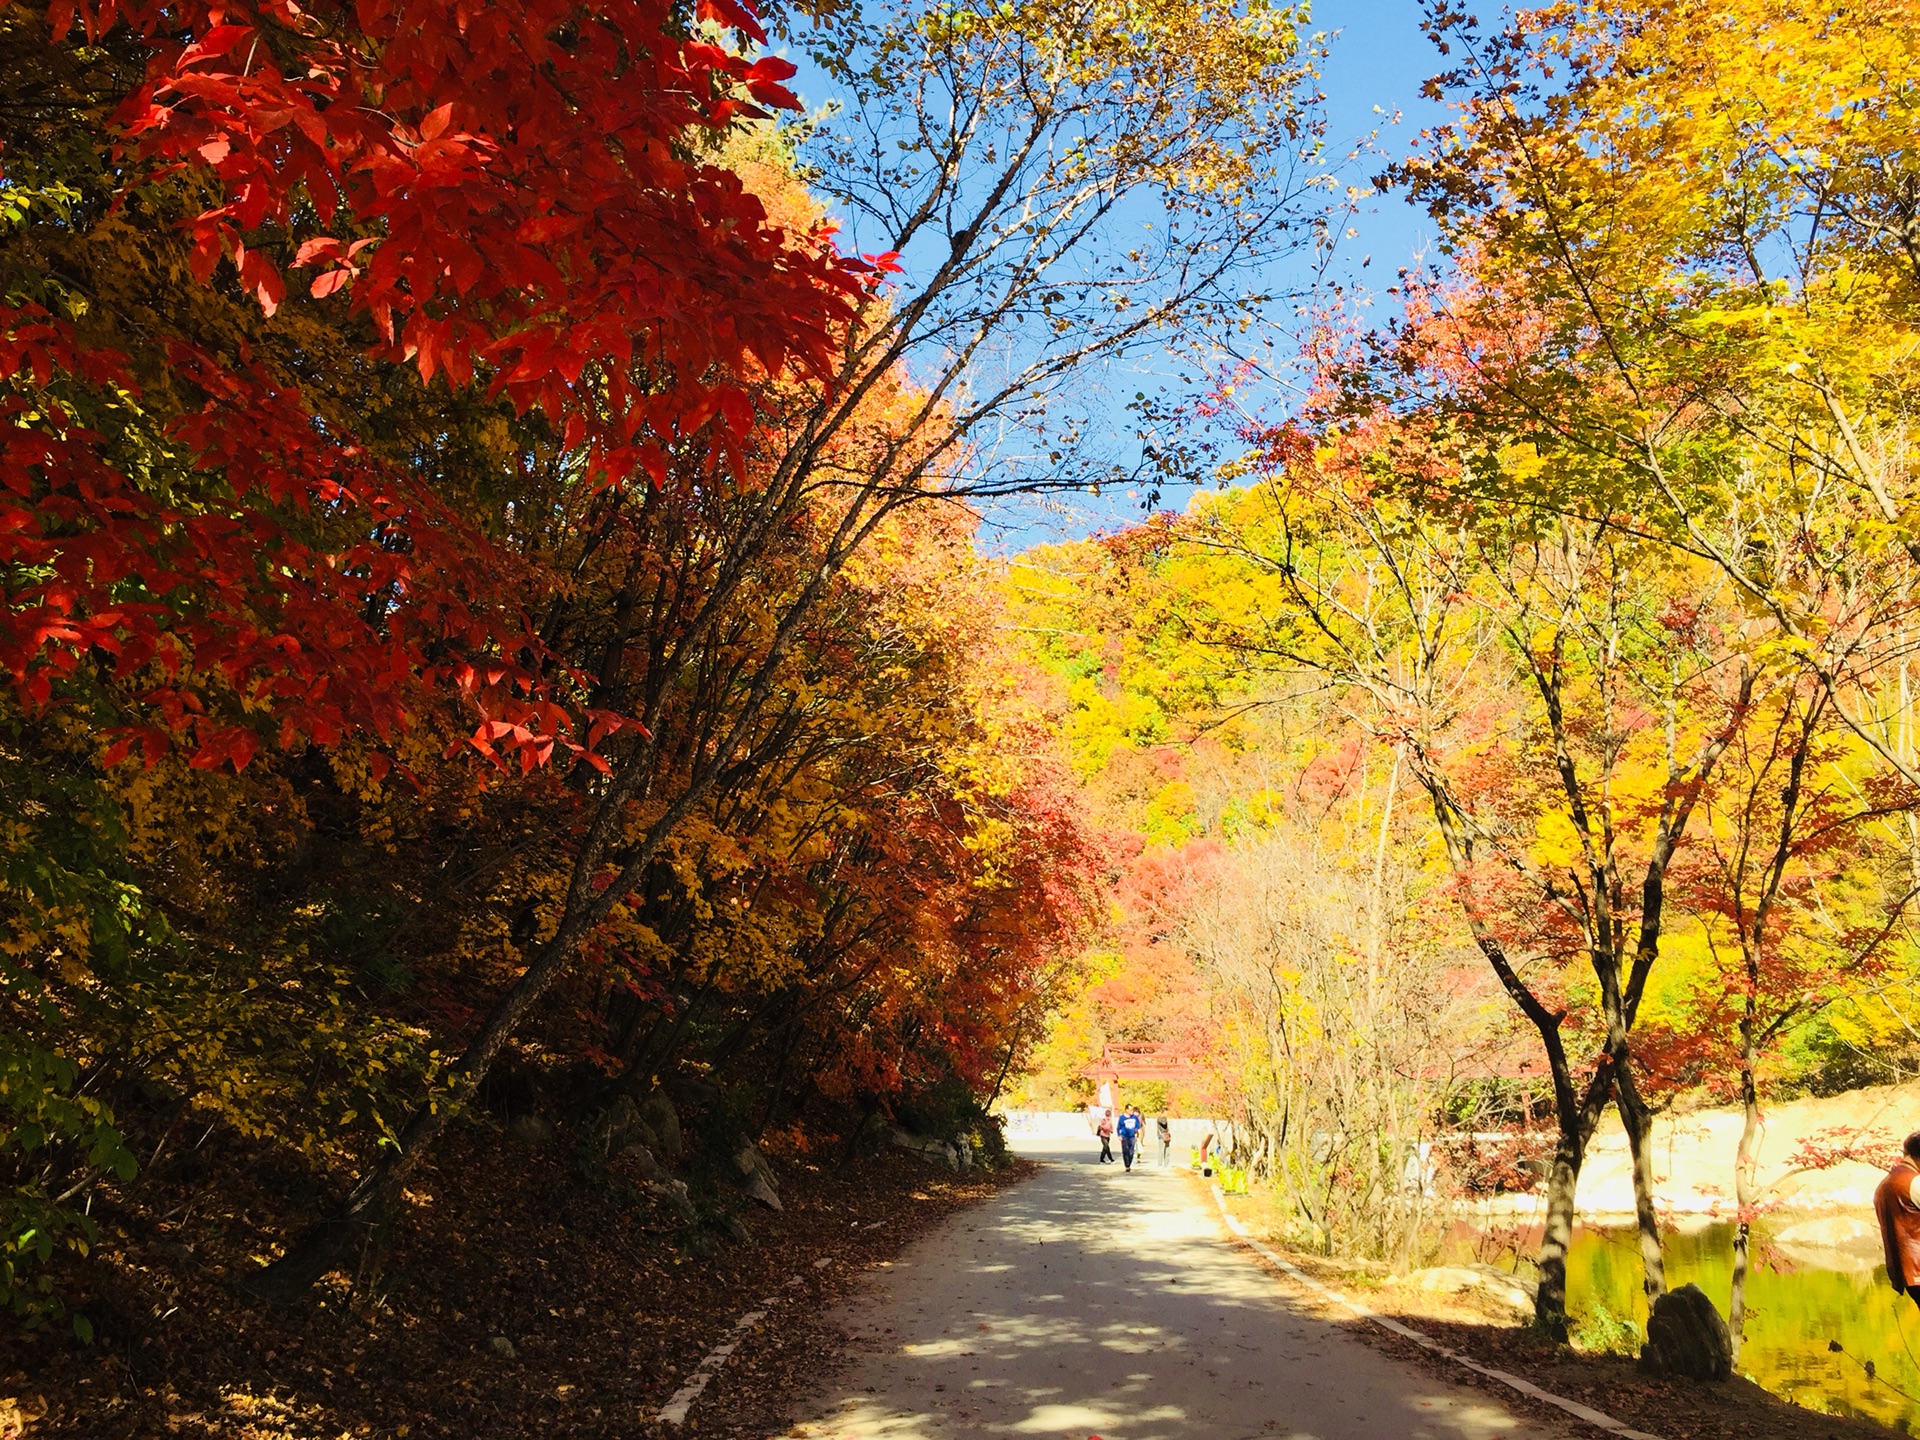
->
[1640,1283,1733,1382]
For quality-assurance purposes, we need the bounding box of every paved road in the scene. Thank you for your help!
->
[783,1140,1568,1440]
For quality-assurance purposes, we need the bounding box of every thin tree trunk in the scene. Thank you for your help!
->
[985,1015,1027,1112]
[838,1097,880,1171]
[754,1023,803,1138]
[1615,1061,1668,1304]
[1729,1019,1761,1359]
[1427,786,1607,1340]
[237,909,596,1301]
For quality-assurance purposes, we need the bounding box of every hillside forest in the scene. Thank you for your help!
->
[4,0,1920,1428]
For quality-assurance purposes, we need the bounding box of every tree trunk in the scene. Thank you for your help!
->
[1532,1062,1618,1339]
[1615,1060,1669,1305]
[1729,1028,1761,1360]
[985,1015,1027,1112]
[1534,1136,1581,1343]
[239,912,594,1303]
[838,1097,879,1171]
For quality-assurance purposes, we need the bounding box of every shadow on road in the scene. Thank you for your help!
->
[783,1142,1561,1440]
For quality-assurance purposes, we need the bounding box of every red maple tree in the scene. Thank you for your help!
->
[7,0,871,773]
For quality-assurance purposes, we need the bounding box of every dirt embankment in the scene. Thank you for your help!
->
[0,1129,1026,1440]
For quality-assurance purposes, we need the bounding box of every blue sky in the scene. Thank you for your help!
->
[1310,0,1456,274]
[988,0,1456,547]
[788,0,1461,549]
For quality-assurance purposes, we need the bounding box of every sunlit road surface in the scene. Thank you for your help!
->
[782,1138,1567,1440]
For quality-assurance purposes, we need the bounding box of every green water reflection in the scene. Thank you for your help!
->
[1568,1224,1920,1431]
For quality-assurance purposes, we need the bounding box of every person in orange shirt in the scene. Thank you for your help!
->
[1874,1132,1920,1307]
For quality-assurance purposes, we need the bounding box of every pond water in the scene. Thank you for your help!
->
[1549,1224,1920,1431]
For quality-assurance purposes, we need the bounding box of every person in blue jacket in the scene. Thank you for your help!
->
[1116,1105,1144,1172]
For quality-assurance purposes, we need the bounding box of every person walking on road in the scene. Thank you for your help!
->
[1117,1105,1144,1172]
[1156,1115,1172,1167]
[1876,1132,1920,1308]
[1097,1108,1115,1164]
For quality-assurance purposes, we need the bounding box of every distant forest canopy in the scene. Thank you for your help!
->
[1008,484,1920,1123]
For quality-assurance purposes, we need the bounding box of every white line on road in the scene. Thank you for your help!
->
[656,1298,776,1426]
[1208,1184,1665,1440]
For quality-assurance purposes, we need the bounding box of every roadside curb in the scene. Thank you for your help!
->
[1207,1183,1664,1440]
[656,1298,775,1425]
